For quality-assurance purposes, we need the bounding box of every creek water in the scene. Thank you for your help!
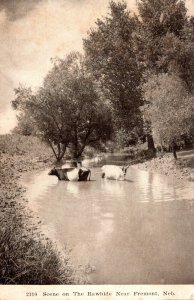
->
[21,155,194,284]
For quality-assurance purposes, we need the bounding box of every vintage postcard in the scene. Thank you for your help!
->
[0,0,194,299]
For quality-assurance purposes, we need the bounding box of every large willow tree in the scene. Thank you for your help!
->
[12,52,112,161]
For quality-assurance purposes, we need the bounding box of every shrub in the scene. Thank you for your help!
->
[0,134,52,159]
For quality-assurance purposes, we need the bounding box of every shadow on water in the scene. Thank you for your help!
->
[22,154,194,284]
[124,179,133,182]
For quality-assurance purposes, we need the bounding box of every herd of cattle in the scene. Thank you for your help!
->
[48,164,130,181]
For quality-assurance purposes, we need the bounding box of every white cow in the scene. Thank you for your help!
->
[101,165,130,181]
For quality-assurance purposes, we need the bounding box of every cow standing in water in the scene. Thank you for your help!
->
[48,167,91,181]
[101,165,129,181]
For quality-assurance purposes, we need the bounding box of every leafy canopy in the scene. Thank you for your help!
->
[83,1,143,134]
[12,52,112,161]
[142,73,194,146]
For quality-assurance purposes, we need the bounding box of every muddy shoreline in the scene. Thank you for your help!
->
[0,153,50,224]
[136,153,194,182]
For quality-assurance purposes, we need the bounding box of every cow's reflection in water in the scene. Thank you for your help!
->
[66,181,81,196]
[55,179,93,199]
[101,178,126,197]
[55,172,128,198]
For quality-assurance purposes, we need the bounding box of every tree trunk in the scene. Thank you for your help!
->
[147,133,156,156]
[48,142,67,162]
[172,142,177,160]
[72,126,79,160]
[47,140,58,160]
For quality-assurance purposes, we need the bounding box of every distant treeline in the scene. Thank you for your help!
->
[12,0,194,160]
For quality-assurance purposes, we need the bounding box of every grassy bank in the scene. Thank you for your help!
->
[0,134,88,284]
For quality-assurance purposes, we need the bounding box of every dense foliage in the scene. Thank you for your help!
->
[13,53,112,161]
[135,0,188,72]
[142,74,194,158]
[134,0,194,157]
[83,1,143,142]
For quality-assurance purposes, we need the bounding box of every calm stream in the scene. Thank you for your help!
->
[22,156,194,284]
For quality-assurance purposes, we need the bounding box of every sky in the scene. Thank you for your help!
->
[0,0,194,134]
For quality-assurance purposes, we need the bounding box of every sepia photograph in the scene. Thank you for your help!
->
[0,0,194,298]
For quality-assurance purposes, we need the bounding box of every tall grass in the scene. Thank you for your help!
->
[0,215,75,284]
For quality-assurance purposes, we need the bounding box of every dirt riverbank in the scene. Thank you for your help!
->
[136,150,194,182]
[0,152,52,227]
[0,138,53,236]
[0,135,53,235]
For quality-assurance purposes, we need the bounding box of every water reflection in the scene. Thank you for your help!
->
[22,161,194,284]
[101,179,126,196]
[134,167,194,203]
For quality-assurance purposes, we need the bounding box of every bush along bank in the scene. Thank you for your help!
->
[137,153,194,182]
[0,136,89,284]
